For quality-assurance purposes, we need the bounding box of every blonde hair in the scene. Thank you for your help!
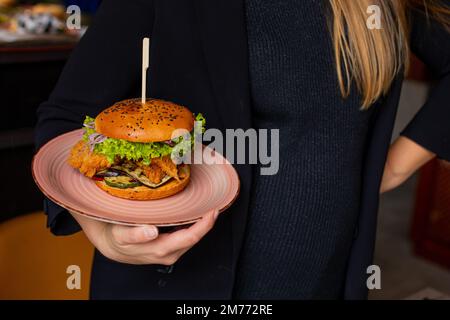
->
[329,0,450,108]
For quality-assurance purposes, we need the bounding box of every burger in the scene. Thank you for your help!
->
[67,98,205,200]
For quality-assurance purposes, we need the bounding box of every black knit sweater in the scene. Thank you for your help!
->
[234,0,375,299]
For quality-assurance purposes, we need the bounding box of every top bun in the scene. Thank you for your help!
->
[95,98,195,143]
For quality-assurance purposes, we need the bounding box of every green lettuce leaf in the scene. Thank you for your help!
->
[82,113,205,165]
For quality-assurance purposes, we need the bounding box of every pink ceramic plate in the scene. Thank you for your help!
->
[32,129,240,226]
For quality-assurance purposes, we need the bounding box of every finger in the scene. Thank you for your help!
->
[111,224,159,245]
[152,209,218,252]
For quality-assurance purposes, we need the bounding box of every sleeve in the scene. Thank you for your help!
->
[35,0,155,235]
[401,6,450,161]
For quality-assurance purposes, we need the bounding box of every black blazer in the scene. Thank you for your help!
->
[35,0,450,299]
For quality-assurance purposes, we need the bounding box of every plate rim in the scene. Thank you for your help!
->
[32,129,241,226]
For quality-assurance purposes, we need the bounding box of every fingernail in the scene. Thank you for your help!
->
[213,210,220,220]
[143,226,157,239]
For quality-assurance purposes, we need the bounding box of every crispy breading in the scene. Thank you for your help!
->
[68,142,179,183]
[138,162,166,184]
[67,140,110,178]
[178,164,188,179]
[152,156,179,180]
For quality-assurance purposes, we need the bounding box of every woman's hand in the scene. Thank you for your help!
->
[70,209,219,265]
[380,136,435,194]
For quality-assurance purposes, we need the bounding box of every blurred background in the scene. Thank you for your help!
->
[0,0,449,300]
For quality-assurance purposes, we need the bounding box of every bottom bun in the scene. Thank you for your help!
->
[95,165,191,200]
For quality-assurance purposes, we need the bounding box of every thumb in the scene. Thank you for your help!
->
[111,224,159,245]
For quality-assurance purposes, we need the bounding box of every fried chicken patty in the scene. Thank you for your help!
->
[68,140,179,183]
[151,156,179,180]
[137,161,166,184]
[68,140,110,177]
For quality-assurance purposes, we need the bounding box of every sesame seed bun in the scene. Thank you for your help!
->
[95,98,195,143]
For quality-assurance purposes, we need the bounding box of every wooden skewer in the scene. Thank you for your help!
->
[141,37,150,104]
